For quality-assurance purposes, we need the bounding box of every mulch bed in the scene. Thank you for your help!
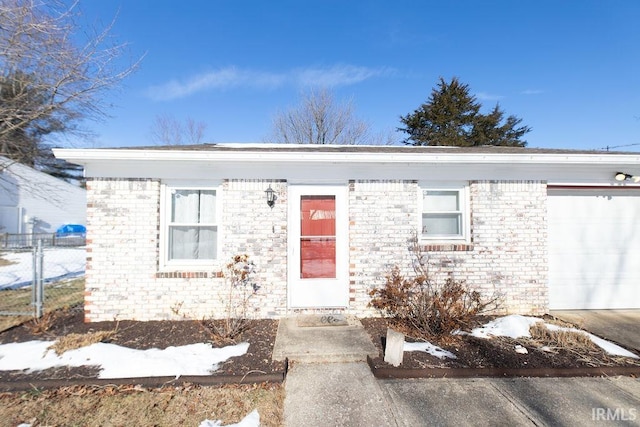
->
[3,308,640,387]
[361,317,640,378]
[0,305,286,390]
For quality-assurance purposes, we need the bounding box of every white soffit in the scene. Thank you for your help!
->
[53,147,640,182]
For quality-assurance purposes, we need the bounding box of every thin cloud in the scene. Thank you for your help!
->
[146,67,285,101]
[146,65,390,100]
[475,92,504,101]
[521,89,543,95]
[294,65,392,87]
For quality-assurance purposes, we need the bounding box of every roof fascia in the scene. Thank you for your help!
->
[54,148,640,166]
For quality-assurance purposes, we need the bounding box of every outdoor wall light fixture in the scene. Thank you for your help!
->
[265,185,277,208]
[615,172,640,182]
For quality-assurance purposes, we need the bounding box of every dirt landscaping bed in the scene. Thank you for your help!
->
[0,305,287,426]
[0,305,286,388]
[362,316,640,379]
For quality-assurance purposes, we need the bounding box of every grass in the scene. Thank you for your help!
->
[0,277,84,332]
[0,383,285,427]
[527,322,640,366]
[529,322,596,350]
[0,254,16,267]
[49,329,118,355]
[0,274,286,426]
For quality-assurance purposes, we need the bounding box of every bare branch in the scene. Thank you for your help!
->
[0,0,142,165]
[269,88,374,145]
[149,114,208,145]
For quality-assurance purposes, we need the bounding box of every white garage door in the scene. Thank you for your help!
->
[548,188,640,309]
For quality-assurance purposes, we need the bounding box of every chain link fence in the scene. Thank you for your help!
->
[0,236,85,329]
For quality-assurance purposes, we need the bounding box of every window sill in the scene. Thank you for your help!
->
[420,243,474,252]
[156,271,223,279]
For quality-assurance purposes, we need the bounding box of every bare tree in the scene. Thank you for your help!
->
[0,0,141,166]
[149,114,208,145]
[269,89,372,145]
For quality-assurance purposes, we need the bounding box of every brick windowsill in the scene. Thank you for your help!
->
[420,244,474,252]
[156,271,223,279]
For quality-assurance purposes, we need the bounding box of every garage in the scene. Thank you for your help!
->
[548,187,640,309]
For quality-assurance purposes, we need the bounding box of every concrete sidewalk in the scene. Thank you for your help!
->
[380,376,640,426]
[275,316,640,427]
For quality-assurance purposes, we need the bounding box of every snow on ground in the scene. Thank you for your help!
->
[0,340,249,379]
[468,314,639,359]
[381,314,638,361]
[0,247,86,289]
[200,410,260,427]
[403,341,457,359]
[544,323,639,359]
[3,339,259,427]
[468,315,542,339]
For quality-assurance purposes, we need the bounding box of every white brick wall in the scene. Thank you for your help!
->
[86,179,161,321]
[85,178,287,321]
[348,180,418,317]
[348,180,548,316]
[85,178,548,322]
[221,180,288,318]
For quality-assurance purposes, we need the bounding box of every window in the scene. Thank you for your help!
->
[300,195,336,279]
[420,185,468,240]
[161,183,220,269]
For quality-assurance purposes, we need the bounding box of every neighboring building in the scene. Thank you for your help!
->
[0,157,86,235]
[54,144,640,322]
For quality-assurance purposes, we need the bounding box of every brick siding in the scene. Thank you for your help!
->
[84,178,287,321]
[84,178,547,321]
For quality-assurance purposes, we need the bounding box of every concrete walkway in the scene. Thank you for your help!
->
[275,316,640,427]
[274,316,396,426]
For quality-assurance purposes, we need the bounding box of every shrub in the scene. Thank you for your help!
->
[203,254,260,342]
[369,237,500,338]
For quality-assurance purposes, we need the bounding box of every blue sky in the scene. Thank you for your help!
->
[72,1,640,151]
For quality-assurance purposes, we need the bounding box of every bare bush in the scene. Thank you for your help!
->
[202,254,260,343]
[369,235,500,338]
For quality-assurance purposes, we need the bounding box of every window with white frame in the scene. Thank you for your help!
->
[420,185,468,240]
[161,184,219,268]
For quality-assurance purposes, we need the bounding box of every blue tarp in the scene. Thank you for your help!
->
[55,224,86,238]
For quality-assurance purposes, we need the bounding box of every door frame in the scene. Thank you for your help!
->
[287,184,349,309]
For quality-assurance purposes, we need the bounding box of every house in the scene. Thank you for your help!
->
[0,157,86,236]
[53,144,640,322]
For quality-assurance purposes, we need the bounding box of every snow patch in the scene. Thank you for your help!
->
[468,315,639,359]
[200,409,260,427]
[0,340,250,379]
[545,323,639,359]
[403,341,457,359]
[0,247,86,289]
[469,315,542,339]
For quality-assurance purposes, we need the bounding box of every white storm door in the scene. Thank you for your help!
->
[288,185,349,308]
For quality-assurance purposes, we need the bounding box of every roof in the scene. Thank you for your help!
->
[52,143,640,185]
[114,143,638,156]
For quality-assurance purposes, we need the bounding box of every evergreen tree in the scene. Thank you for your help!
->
[399,77,531,147]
